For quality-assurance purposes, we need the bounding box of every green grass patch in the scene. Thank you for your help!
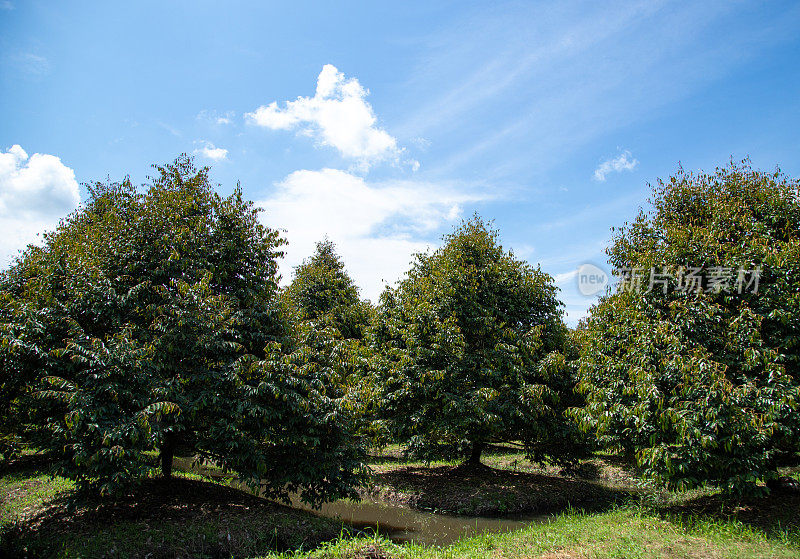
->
[2,448,799,558]
[0,464,74,527]
[283,508,799,559]
[0,460,352,558]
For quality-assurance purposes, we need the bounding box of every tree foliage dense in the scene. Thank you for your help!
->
[373,217,586,465]
[285,239,380,443]
[286,239,372,340]
[0,156,366,502]
[575,160,800,493]
[2,154,799,500]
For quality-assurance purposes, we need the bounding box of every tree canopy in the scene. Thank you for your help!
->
[286,238,372,340]
[575,160,800,494]
[0,156,366,502]
[4,152,799,499]
[373,216,586,465]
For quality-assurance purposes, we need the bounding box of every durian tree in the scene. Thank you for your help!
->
[0,156,366,502]
[373,216,586,466]
[575,160,800,494]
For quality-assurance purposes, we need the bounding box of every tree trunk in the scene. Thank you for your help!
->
[467,441,484,465]
[160,431,177,479]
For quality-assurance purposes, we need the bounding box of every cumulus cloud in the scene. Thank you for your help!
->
[593,150,638,181]
[246,65,403,169]
[258,168,488,300]
[193,141,228,161]
[0,145,80,267]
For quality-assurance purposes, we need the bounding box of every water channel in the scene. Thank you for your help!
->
[173,457,547,546]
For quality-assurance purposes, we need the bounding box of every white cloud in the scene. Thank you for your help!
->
[0,145,80,217]
[193,141,228,161]
[10,53,49,76]
[156,121,181,137]
[593,150,638,182]
[402,3,799,182]
[0,145,80,267]
[258,168,489,300]
[197,109,235,125]
[553,269,578,284]
[246,65,403,169]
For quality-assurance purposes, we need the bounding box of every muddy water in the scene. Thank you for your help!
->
[289,494,544,546]
[173,457,546,546]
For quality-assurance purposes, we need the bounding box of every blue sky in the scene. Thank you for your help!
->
[2,1,799,324]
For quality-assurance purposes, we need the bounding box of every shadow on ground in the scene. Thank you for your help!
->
[368,463,636,516]
[661,489,800,539]
[2,477,346,559]
[0,452,55,476]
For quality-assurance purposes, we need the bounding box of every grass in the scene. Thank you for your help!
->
[0,466,74,524]
[283,508,800,558]
[0,456,353,558]
[365,444,647,516]
[371,444,647,484]
[1,447,798,558]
